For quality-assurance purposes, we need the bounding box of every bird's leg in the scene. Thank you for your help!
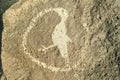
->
[38,44,55,53]
[42,45,55,51]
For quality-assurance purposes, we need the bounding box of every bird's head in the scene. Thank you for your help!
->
[53,8,69,21]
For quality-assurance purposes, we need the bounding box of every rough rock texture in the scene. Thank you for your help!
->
[1,0,120,80]
[0,0,19,80]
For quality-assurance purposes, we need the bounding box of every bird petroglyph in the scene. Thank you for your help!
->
[52,8,72,61]
[22,8,80,72]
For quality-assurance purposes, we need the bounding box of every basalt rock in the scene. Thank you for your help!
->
[1,0,120,80]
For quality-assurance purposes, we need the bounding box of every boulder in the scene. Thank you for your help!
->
[2,0,120,80]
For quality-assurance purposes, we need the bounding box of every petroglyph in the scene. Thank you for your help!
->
[22,8,80,72]
[52,8,72,67]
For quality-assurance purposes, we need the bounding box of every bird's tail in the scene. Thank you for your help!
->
[58,44,68,59]
[66,36,72,43]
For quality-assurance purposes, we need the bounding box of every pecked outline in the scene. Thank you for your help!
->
[22,8,81,72]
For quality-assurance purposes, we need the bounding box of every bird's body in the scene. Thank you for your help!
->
[52,22,71,59]
[52,19,72,67]
[51,8,72,66]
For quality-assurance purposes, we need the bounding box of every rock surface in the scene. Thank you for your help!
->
[1,0,120,80]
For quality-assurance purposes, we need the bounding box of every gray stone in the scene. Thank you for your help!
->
[1,0,120,80]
